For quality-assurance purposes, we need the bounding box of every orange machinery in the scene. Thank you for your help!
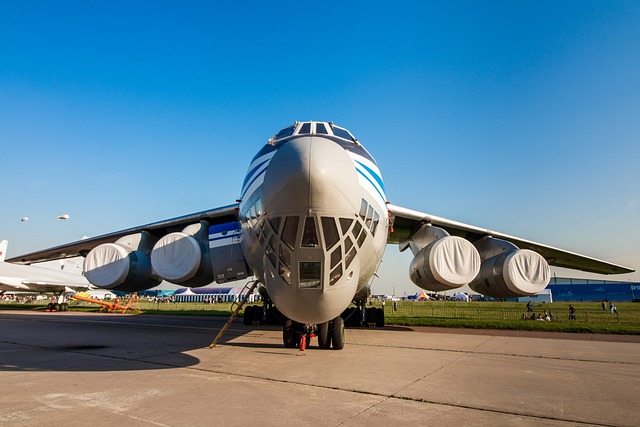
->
[71,293,141,314]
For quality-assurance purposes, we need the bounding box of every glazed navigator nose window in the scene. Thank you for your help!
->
[299,262,321,289]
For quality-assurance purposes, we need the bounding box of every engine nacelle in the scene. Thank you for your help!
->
[469,249,550,298]
[84,242,161,292]
[409,236,481,291]
[150,221,214,287]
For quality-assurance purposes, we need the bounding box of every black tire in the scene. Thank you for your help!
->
[254,305,265,325]
[343,307,360,327]
[269,307,285,326]
[52,303,59,312]
[243,306,253,326]
[266,306,280,325]
[46,302,53,311]
[283,320,296,348]
[331,316,345,350]
[317,321,331,349]
[375,307,385,328]
[365,307,377,326]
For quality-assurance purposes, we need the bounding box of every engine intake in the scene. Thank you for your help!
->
[84,242,161,292]
[470,237,550,298]
[150,226,214,287]
[409,235,481,292]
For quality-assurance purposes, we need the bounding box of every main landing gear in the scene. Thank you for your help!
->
[283,316,345,351]
[45,292,69,312]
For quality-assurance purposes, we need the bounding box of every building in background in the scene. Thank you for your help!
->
[545,277,639,302]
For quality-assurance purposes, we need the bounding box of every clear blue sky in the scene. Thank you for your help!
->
[1,1,639,295]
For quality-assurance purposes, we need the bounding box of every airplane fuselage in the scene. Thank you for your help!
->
[238,122,389,324]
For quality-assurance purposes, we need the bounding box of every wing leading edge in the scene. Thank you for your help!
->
[7,204,239,264]
[387,204,634,275]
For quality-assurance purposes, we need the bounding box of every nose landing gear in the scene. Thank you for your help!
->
[283,316,345,351]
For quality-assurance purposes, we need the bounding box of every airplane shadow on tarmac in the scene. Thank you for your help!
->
[0,311,412,372]
[0,311,248,372]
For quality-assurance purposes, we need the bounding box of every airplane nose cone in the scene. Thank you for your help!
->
[262,137,360,213]
[258,136,362,324]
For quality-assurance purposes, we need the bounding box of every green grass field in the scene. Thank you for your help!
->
[2,299,639,334]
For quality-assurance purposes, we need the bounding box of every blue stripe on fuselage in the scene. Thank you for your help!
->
[354,160,385,194]
[356,168,386,206]
[241,158,270,192]
[241,167,268,199]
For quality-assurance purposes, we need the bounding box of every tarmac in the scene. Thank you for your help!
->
[1,310,639,426]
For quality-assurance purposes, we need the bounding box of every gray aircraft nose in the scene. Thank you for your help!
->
[261,136,361,214]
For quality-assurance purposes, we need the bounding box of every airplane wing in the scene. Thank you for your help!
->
[7,204,239,264]
[17,281,90,293]
[387,204,634,275]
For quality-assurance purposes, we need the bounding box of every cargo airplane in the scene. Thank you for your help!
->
[8,122,634,349]
[0,240,91,310]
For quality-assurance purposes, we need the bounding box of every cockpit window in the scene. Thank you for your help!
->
[365,205,373,228]
[301,217,319,247]
[332,126,354,141]
[359,199,368,220]
[299,122,311,134]
[274,125,295,140]
[315,123,328,134]
[371,211,380,236]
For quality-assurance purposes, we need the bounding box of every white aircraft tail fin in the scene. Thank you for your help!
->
[0,240,8,262]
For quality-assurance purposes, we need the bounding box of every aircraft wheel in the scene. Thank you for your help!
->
[376,308,385,327]
[283,320,296,348]
[351,308,363,327]
[365,307,378,326]
[343,307,359,327]
[317,321,331,349]
[331,316,345,350]
[52,303,59,312]
[46,302,53,311]
[243,306,253,326]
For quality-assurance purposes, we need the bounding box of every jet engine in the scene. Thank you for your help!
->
[469,237,550,298]
[83,232,161,292]
[406,225,481,292]
[150,221,214,287]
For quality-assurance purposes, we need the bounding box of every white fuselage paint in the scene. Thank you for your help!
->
[238,127,388,325]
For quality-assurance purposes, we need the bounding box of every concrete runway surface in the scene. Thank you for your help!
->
[1,310,638,426]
